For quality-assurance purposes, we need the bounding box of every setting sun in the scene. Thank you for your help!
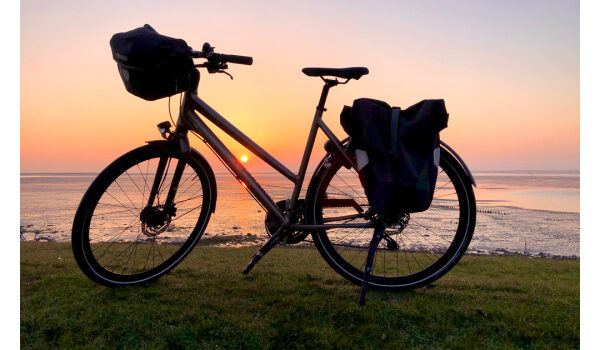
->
[240,155,248,163]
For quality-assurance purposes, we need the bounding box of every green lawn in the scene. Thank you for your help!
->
[21,242,579,349]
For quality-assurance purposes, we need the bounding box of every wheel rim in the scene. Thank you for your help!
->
[83,151,208,280]
[312,155,471,287]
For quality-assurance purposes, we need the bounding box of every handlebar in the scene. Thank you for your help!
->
[191,44,253,66]
[217,53,253,65]
[191,42,252,78]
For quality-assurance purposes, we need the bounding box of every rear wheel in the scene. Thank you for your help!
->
[72,142,215,286]
[305,148,476,290]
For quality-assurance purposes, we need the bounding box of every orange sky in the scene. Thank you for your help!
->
[20,0,579,172]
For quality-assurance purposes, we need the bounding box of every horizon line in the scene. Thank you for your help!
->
[20,168,581,175]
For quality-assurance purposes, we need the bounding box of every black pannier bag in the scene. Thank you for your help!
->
[109,24,199,101]
[340,98,448,216]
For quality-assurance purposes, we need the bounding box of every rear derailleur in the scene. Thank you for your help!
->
[364,212,410,251]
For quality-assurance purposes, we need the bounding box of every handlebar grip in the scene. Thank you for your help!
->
[219,54,253,65]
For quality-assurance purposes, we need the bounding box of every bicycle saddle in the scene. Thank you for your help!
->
[302,67,369,80]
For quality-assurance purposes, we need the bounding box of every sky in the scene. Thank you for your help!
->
[20,0,579,172]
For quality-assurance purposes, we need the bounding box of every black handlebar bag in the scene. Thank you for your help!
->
[340,98,448,216]
[110,24,198,101]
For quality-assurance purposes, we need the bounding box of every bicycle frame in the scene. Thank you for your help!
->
[170,80,370,230]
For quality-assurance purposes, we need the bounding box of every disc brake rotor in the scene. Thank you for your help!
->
[140,205,173,237]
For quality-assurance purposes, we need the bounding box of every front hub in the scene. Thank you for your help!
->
[140,205,173,237]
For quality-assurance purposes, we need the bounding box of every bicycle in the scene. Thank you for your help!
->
[72,40,477,301]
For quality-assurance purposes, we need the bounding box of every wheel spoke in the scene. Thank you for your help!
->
[92,208,138,216]
[136,163,150,206]
[113,179,140,211]
[401,233,438,266]
[434,179,452,193]
[173,193,204,206]
[124,170,146,207]
[397,234,413,274]
[334,172,364,200]
[156,157,173,204]
[92,216,140,260]
[433,192,457,199]
[170,203,203,223]
[177,172,200,197]
[102,190,139,218]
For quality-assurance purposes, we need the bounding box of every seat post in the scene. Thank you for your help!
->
[316,79,338,112]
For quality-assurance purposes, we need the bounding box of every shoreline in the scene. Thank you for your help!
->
[18,237,580,260]
[476,204,579,215]
[20,204,580,260]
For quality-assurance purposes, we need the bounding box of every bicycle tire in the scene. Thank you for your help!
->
[72,141,215,286]
[305,147,476,290]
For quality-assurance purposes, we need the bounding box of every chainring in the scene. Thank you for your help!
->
[264,200,309,244]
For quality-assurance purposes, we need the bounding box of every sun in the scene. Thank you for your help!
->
[240,155,248,163]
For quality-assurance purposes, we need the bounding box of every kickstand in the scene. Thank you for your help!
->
[242,225,284,274]
[358,224,385,306]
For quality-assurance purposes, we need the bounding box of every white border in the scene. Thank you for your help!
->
[581,0,597,348]
[2,0,20,348]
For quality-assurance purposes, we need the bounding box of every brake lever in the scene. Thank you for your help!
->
[194,59,233,79]
[218,70,234,80]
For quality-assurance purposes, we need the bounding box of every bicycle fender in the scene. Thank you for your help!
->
[440,141,476,187]
[145,139,218,213]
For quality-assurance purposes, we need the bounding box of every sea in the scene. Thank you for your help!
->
[20,170,580,258]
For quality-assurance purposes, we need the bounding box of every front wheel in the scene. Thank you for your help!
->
[72,141,215,286]
[305,148,476,290]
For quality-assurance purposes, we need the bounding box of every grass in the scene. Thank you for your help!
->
[21,242,579,349]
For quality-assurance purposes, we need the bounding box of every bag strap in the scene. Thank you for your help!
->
[390,107,401,159]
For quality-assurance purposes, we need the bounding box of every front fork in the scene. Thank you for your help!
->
[145,122,190,213]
